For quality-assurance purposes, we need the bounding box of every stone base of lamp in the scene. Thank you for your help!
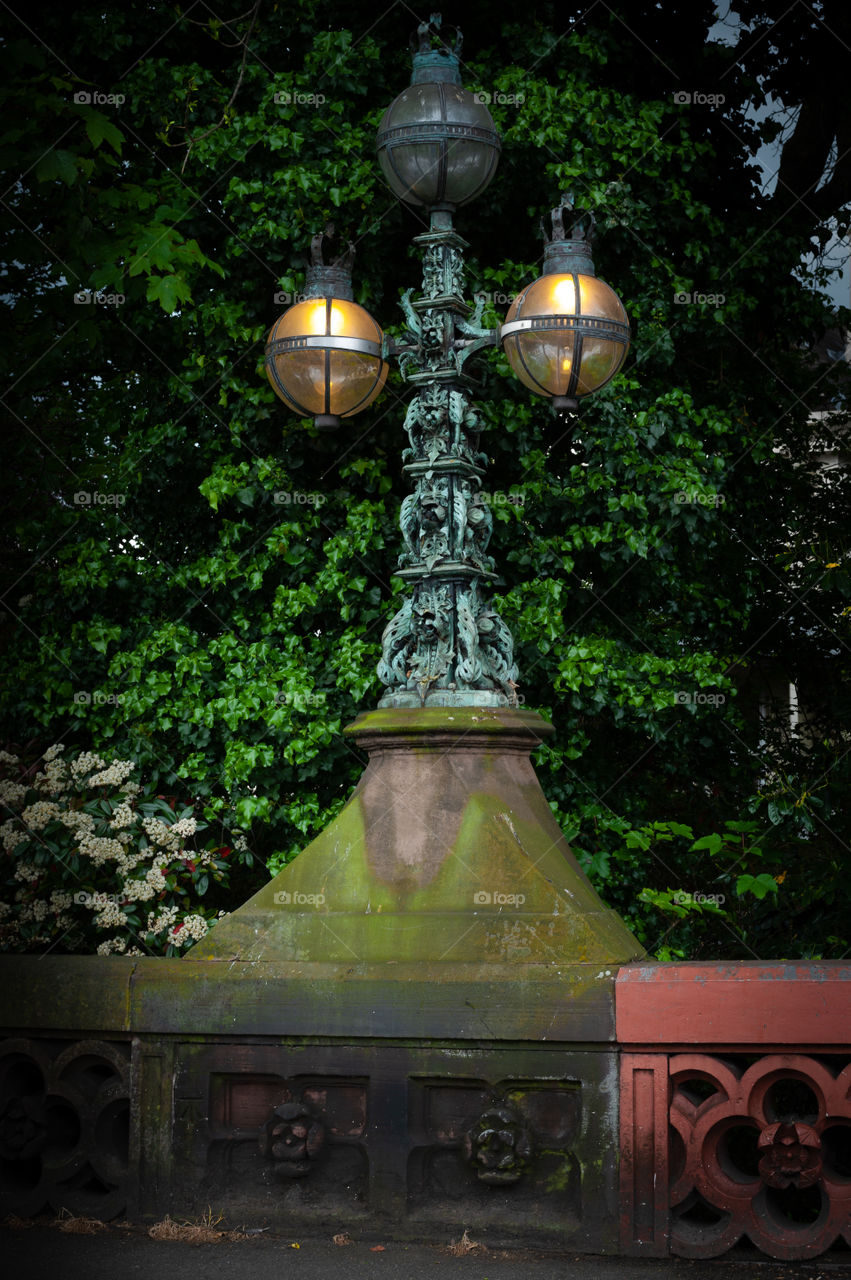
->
[190,706,641,971]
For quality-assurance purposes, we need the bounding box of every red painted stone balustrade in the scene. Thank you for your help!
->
[618,963,851,1261]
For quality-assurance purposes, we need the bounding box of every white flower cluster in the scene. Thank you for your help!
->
[97,935,128,955]
[88,759,135,787]
[33,750,70,796]
[121,876,156,902]
[0,778,27,808]
[142,816,180,850]
[21,800,61,831]
[0,744,222,959]
[70,751,107,781]
[79,831,126,867]
[19,899,49,924]
[109,802,136,830]
[1,820,28,853]
[60,809,95,833]
[233,834,248,852]
[147,905,179,935]
[94,899,127,929]
[168,914,208,946]
[145,867,167,892]
[13,862,41,884]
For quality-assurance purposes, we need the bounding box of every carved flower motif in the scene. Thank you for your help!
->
[462,1103,533,1185]
[259,1101,324,1179]
[757,1121,822,1189]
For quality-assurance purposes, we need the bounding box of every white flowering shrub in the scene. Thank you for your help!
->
[0,745,249,956]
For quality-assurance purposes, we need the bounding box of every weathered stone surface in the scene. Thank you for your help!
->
[0,955,134,1032]
[191,708,642,969]
[128,959,621,1042]
[156,1038,621,1250]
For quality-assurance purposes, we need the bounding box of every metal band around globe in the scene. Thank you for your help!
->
[500,315,630,344]
[266,335,384,358]
[376,122,502,148]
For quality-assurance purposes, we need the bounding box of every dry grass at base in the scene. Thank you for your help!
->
[147,1211,256,1244]
[446,1228,486,1256]
[149,1215,224,1244]
[53,1214,107,1235]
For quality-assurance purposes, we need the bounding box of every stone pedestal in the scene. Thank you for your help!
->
[192,707,640,970]
[0,708,644,1249]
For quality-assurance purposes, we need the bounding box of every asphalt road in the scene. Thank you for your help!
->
[4,1222,851,1280]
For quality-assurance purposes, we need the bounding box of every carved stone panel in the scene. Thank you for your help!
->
[406,1078,582,1234]
[169,1055,369,1221]
[0,1036,130,1220]
[621,1049,851,1261]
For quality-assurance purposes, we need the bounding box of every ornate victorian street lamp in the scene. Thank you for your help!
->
[265,13,629,709]
[200,9,642,1081]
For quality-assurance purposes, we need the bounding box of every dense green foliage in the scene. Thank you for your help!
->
[2,0,850,958]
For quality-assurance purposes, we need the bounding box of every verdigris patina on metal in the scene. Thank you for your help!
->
[376,204,515,708]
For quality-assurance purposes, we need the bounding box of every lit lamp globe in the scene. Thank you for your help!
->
[376,20,500,209]
[501,198,630,412]
[265,232,388,429]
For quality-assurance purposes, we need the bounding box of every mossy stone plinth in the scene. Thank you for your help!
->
[192,708,641,969]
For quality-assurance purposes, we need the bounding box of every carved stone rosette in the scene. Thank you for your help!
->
[462,1099,533,1185]
[259,1098,325,1179]
[378,213,519,708]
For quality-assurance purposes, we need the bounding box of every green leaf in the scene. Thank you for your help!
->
[145,273,192,313]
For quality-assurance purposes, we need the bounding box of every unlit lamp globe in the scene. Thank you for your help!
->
[265,296,388,428]
[501,272,630,409]
[376,46,500,209]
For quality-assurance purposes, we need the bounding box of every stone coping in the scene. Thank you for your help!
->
[3,957,851,1049]
[616,961,851,1050]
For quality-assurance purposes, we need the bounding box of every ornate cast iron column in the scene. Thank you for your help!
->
[376,206,519,708]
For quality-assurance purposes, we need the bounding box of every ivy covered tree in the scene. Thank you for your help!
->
[1,0,849,959]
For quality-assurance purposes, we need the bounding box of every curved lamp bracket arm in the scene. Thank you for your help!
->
[453,329,499,373]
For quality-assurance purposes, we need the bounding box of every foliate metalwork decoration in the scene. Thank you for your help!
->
[259,1098,326,1179]
[378,212,517,708]
[668,1052,851,1260]
[0,1037,130,1219]
[462,1100,533,1185]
